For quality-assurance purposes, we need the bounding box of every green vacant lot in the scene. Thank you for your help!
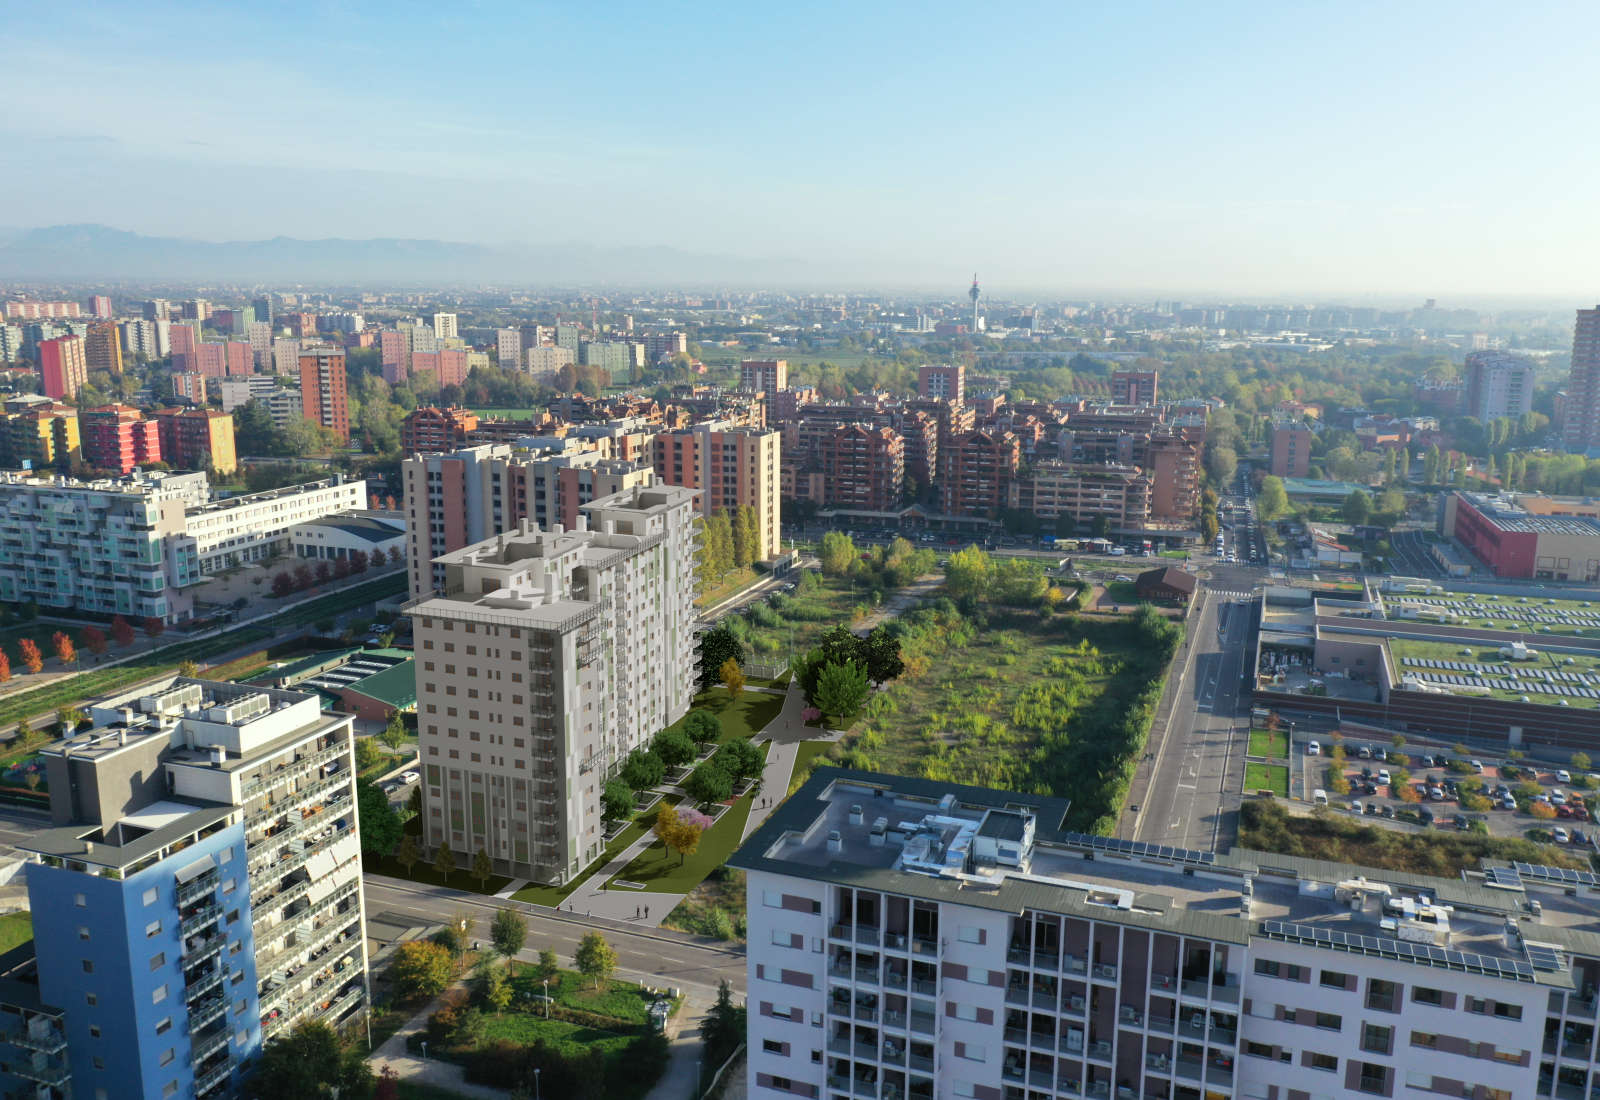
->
[1248,728,1287,758]
[829,603,1179,833]
[1245,762,1289,796]
[0,912,31,954]
[667,688,783,746]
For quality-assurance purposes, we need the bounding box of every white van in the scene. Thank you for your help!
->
[1313,789,1328,806]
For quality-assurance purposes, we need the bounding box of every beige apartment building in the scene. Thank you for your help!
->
[407,484,698,882]
[1015,461,1151,529]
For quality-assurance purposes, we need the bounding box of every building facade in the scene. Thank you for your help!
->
[1,395,80,470]
[736,769,1584,1100]
[939,429,1019,518]
[1111,368,1159,406]
[1465,351,1535,422]
[1269,421,1313,479]
[407,484,698,881]
[401,406,481,455]
[80,404,162,474]
[818,425,904,513]
[653,421,783,560]
[18,677,368,1100]
[153,408,239,475]
[299,347,350,440]
[37,335,88,400]
[84,320,123,375]
[917,364,965,406]
[742,359,789,395]
[1441,491,1600,581]
[1564,307,1600,453]
[1016,461,1151,530]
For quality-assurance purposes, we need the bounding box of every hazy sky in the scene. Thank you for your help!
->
[4,0,1599,295]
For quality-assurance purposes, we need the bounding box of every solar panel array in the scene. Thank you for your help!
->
[1388,594,1600,631]
[1485,866,1523,889]
[1258,920,1538,982]
[1060,832,1217,867]
[1524,944,1564,972]
[1513,862,1600,888]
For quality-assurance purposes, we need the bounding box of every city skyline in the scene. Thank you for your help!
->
[5,2,1600,295]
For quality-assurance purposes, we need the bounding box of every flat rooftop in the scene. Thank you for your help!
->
[1382,634,1600,710]
[735,769,1600,987]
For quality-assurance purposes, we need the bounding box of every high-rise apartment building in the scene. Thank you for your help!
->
[87,294,113,318]
[939,429,1019,517]
[401,442,657,599]
[143,298,171,322]
[1,395,80,470]
[173,371,208,406]
[526,345,575,377]
[299,347,350,440]
[1111,368,1159,405]
[245,320,274,373]
[1464,350,1534,422]
[401,406,480,455]
[154,408,239,475]
[407,484,698,880]
[1014,461,1151,530]
[817,424,904,512]
[737,768,1586,1100]
[741,359,789,394]
[169,322,201,372]
[37,334,88,400]
[644,331,688,361]
[80,404,163,473]
[1146,434,1201,523]
[16,676,368,1100]
[1269,420,1313,479]
[916,363,965,405]
[84,320,123,375]
[271,338,301,378]
[653,421,782,560]
[496,327,523,372]
[432,312,458,340]
[4,301,81,320]
[1563,307,1600,453]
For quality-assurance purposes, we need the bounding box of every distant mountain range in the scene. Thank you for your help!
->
[0,224,807,286]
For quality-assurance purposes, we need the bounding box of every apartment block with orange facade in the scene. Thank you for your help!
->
[652,421,781,559]
[1269,419,1313,478]
[1,396,80,470]
[938,428,1019,517]
[1145,433,1201,523]
[739,358,787,394]
[37,335,88,400]
[153,408,238,474]
[401,406,480,455]
[819,424,903,512]
[84,321,123,375]
[79,405,162,474]
[299,347,350,439]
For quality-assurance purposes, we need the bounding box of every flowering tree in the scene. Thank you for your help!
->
[82,626,107,655]
[17,639,42,675]
[51,631,75,666]
[110,616,135,646]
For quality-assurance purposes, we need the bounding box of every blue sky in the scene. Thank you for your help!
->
[3,0,1598,294]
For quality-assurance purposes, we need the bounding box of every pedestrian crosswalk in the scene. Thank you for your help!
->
[1207,589,1257,600]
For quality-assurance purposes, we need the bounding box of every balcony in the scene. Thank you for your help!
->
[192,1024,230,1062]
[178,872,220,907]
[180,901,222,936]
[194,1057,233,1095]
[185,966,224,1001]
[1091,964,1117,981]
[5,1023,68,1055]
[189,991,227,1031]
[241,741,347,801]
[909,1011,935,1035]
[1088,1039,1112,1062]
[9,1055,71,1088]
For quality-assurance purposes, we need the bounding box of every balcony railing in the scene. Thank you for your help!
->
[241,740,347,800]
[179,901,222,936]
[178,871,220,907]
[4,1025,68,1055]
[189,991,227,1032]
[194,1057,233,1095]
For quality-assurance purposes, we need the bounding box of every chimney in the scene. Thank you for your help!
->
[575,514,588,533]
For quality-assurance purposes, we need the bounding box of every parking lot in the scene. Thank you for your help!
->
[1298,737,1600,850]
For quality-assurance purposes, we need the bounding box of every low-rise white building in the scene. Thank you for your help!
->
[291,512,405,563]
[735,770,1589,1100]
[180,475,367,573]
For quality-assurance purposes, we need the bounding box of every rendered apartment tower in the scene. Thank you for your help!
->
[9,677,368,1100]
[407,483,698,882]
[737,769,1600,1100]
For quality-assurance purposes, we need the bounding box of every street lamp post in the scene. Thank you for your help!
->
[420,1040,427,1061]
[543,978,550,1018]
[534,1067,542,1100]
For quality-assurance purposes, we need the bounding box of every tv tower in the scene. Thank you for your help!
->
[968,273,980,332]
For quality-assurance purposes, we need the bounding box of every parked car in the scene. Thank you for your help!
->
[1558,769,1573,783]
[1357,746,1373,759]
[1418,808,1435,824]
[1374,747,1387,762]
[1365,803,1381,815]
[1306,741,1321,756]
[1471,760,1485,773]
[1573,829,1589,846]
[400,771,420,785]
[1553,827,1571,844]
[1378,770,1392,787]
[1428,787,1446,801]
[1501,796,1518,811]
[1421,754,1436,767]
[1552,790,1568,806]
[1350,800,1365,815]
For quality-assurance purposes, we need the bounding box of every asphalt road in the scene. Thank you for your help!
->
[362,875,748,996]
[1132,576,1257,851]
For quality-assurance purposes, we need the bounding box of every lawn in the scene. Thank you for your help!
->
[790,739,838,790]
[1104,581,1142,604]
[1245,762,1289,797]
[662,865,747,941]
[732,574,881,666]
[0,912,32,954]
[469,407,548,420]
[608,790,756,894]
[672,688,783,745]
[365,819,513,895]
[1158,549,1190,560]
[509,967,665,1025]
[512,797,680,907]
[1384,635,1600,710]
[1248,728,1287,758]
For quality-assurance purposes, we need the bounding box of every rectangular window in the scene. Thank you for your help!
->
[81,960,93,973]
[1314,1012,1341,1030]
[145,920,161,938]
[762,1039,785,1054]
[142,887,158,905]
[957,926,985,945]
[1361,1023,1391,1055]
[159,1048,175,1067]
[1308,1052,1336,1071]
[1411,1031,1437,1048]
[1319,970,1350,989]
[1412,987,1443,1006]
[149,952,165,971]
[155,1017,172,1035]
[1245,1041,1273,1058]
[1366,979,1397,1012]
[1356,1062,1388,1094]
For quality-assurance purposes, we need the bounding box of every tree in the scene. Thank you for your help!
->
[435,911,473,956]
[862,626,905,684]
[575,931,617,989]
[391,939,454,1001]
[654,726,696,769]
[378,713,408,754]
[717,738,765,785]
[143,616,164,638]
[1257,476,1290,520]
[354,737,383,771]
[12,719,33,748]
[357,779,402,858]
[538,949,559,982]
[110,615,134,647]
[814,659,870,721]
[396,833,421,875]
[681,709,722,748]
[1573,752,1592,772]
[1341,489,1372,527]
[81,625,107,656]
[686,758,734,806]
[719,657,745,697]
[1204,444,1238,487]
[473,847,495,889]
[698,625,745,692]
[1530,800,1557,821]
[729,507,751,569]
[620,747,665,791]
[351,549,370,574]
[702,979,748,1069]
[819,530,858,576]
[1201,509,1220,544]
[50,632,75,666]
[0,650,10,684]
[314,560,331,584]
[56,706,84,734]
[602,779,634,825]
[434,844,457,880]
[177,658,200,678]
[17,639,41,676]
[491,906,527,962]
[252,1019,373,1100]
[653,802,708,864]
[944,545,994,602]
[483,961,514,1012]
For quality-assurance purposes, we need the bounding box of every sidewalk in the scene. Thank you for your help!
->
[558,826,682,927]
[643,985,715,1100]
[368,982,504,1100]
